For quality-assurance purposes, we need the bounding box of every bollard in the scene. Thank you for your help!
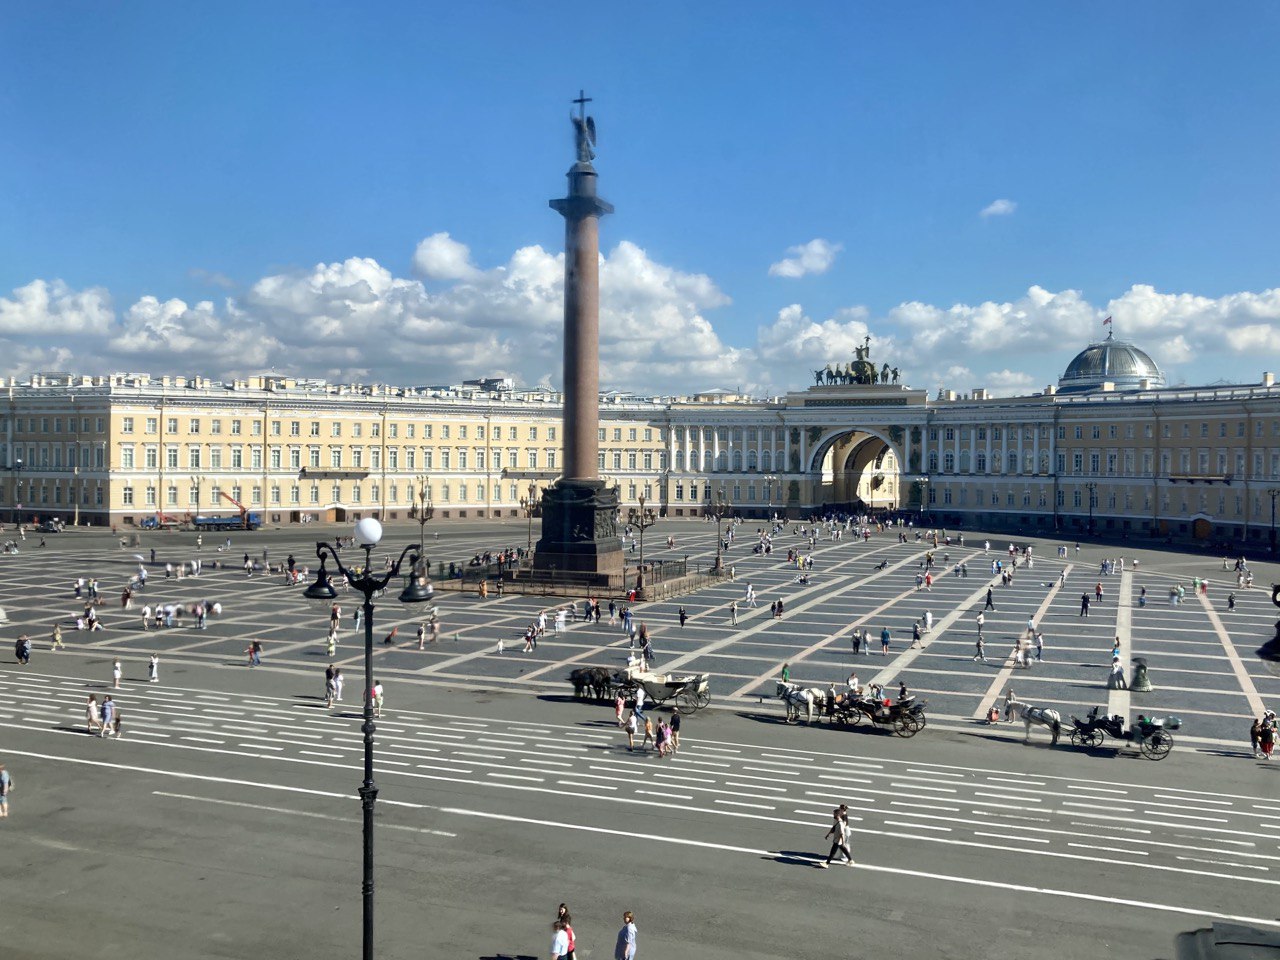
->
[1131,656,1153,692]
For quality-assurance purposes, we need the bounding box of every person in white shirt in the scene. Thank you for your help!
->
[550,921,570,959]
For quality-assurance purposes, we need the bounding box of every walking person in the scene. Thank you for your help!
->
[615,911,637,960]
[0,762,11,817]
[910,620,922,649]
[148,653,159,683]
[1035,632,1045,661]
[50,623,64,652]
[1261,718,1276,760]
[1251,717,1262,758]
[550,921,571,960]
[984,588,995,612]
[325,664,337,707]
[1080,592,1091,617]
[678,606,688,629]
[669,709,681,752]
[880,626,891,655]
[15,634,31,665]
[729,600,738,625]
[112,658,122,688]
[85,694,102,734]
[624,710,638,751]
[371,679,384,718]
[99,695,115,738]
[818,804,854,868]
[973,637,987,662]
[333,669,344,702]
[641,714,655,751]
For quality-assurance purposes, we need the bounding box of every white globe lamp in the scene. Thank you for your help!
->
[354,517,383,547]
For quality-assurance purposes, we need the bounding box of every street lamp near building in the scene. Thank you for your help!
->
[12,458,24,528]
[707,485,733,572]
[413,476,434,563]
[302,518,433,960]
[1085,481,1098,536]
[763,474,778,520]
[627,492,658,593]
[1268,488,1279,554]
[519,481,538,556]
[916,477,929,522]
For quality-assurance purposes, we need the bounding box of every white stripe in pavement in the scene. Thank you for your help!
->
[972,564,1072,719]
[1178,856,1269,871]
[729,549,966,697]
[985,777,1046,787]
[977,831,1047,844]
[891,801,960,813]
[638,789,690,800]
[1068,842,1146,855]
[1107,571,1133,720]
[911,769,965,778]
[1066,784,1128,795]
[1142,810,1228,824]
[1199,591,1267,718]
[885,820,950,832]
[151,792,456,837]
[715,799,774,810]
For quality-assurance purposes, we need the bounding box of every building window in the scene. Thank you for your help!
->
[122,417,135,434]
[123,486,134,505]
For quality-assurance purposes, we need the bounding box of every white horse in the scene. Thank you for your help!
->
[776,680,825,725]
[1004,697,1062,745]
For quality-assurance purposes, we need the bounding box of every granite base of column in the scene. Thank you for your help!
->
[528,479,624,588]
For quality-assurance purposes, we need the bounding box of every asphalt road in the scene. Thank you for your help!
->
[1,520,1278,959]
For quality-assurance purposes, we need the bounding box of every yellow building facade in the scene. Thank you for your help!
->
[3,338,1279,547]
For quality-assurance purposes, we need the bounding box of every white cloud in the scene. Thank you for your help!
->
[0,279,113,336]
[767,239,842,279]
[412,232,481,281]
[980,199,1017,218]
[3,249,1278,403]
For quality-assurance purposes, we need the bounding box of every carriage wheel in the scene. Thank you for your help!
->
[846,707,864,726]
[1072,728,1104,748]
[893,715,918,737]
[906,714,926,734]
[695,690,711,709]
[1140,730,1173,760]
[675,690,698,715]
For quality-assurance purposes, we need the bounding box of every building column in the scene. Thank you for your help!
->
[920,423,929,474]
[985,426,993,475]
[952,425,961,473]
[902,425,912,477]
[712,428,721,472]
[1016,423,1025,476]
[968,424,977,475]
[1032,425,1041,475]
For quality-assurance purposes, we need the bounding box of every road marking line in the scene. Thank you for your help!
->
[973,564,1073,719]
[151,792,456,837]
[1107,571,1134,719]
[730,551,978,697]
[1199,591,1267,717]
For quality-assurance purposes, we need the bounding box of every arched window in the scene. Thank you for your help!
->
[731,451,743,472]
[761,451,772,471]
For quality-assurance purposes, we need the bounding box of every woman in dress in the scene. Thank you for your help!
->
[85,695,102,734]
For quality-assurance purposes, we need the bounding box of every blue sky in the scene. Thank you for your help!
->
[2,2,1278,395]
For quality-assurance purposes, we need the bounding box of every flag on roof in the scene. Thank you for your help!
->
[1102,316,1112,325]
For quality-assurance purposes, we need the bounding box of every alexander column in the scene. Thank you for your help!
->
[533,91,624,586]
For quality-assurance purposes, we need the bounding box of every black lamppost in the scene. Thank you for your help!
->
[1085,481,1098,536]
[707,485,733,571]
[414,476,434,561]
[763,473,778,520]
[519,481,537,556]
[302,518,433,960]
[12,458,23,528]
[1268,488,1279,554]
[916,477,929,522]
[627,493,658,593]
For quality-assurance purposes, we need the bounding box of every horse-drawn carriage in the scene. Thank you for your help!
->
[832,692,927,737]
[775,681,927,737]
[1069,706,1179,760]
[568,665,711,715]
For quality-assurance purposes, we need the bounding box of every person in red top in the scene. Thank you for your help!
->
[556,904,577,959]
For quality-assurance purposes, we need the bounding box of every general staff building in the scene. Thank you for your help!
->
[3,336,1279,548]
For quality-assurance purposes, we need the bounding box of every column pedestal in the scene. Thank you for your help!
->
[533,479,624,587]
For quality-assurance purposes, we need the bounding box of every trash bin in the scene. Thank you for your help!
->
[1131,656,1153,692]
